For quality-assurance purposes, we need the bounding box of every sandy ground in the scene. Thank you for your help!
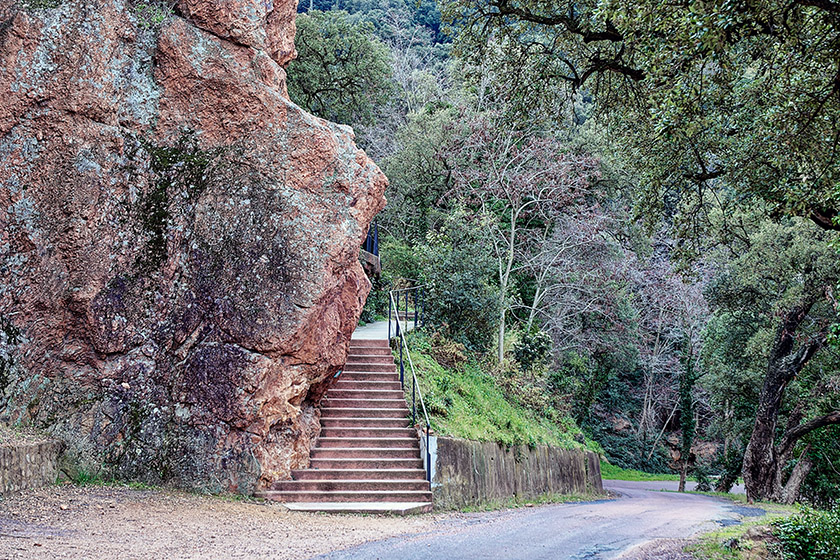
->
[0,484,446,560]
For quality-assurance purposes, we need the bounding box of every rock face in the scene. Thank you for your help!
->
[0,0,386,493]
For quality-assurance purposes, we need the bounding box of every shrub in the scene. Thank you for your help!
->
[428,331,467,369]
[513,329,552,371]
[773,508,840,560]
[420,216,500,351]
[693,461,713,492]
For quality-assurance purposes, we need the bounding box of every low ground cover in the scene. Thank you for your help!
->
[599,461,683,482]
[399,331,596,450]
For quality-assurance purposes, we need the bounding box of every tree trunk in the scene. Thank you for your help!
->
[678,462,687,493]
[742,299,822,502]
[497,307,506,363]
[780,446,813,504]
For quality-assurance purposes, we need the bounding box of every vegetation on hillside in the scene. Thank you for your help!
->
[288,0,840,509]
[400,330,596,450]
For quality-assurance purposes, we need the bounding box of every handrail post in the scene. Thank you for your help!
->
[388,295,391,341]
[420,287,425,327]
[412,376,416,425]
[426,427,431,483]
[399,331,404,388]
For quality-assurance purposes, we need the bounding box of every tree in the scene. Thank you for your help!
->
[441,0,840,230]
[443,113,601,361]
[287,10,393,126]
[704,214,840,502]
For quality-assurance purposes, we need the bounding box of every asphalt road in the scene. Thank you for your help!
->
[312,481,763,560]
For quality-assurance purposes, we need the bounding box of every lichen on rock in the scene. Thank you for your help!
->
[0,0,386,493]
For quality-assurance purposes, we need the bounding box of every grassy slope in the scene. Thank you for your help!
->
[401,339,596,450]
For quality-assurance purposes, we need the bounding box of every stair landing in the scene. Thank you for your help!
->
[256,336,432,514]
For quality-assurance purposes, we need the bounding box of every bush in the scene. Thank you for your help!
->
[380,238,423,283]
[693,461,713,492]
[360,275,390,323]
[427,331,467,369]
[420,215,500,351]
[513,329,552,371]
[773,508,840,560]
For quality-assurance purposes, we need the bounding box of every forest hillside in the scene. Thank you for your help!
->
[288,0,840,507]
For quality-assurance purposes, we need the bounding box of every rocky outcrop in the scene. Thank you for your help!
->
[0,0,386,493]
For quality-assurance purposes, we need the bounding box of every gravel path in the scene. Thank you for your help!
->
[0,485,445,559]
[0,480,756,559]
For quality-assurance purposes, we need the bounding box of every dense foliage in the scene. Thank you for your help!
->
[773,508,840,560]
[287,0,840,506]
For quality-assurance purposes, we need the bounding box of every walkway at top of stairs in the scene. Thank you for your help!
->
[351,318,416,340]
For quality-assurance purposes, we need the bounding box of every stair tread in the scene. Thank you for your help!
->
[285,478,426,483]
[261,490,433,496]
[278,502,432,515]
[318,437,418,441]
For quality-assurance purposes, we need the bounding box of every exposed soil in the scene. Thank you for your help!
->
[0,484,446,560]
[0,425,53,448]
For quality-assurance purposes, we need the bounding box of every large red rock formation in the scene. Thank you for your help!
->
[0,0,386,493]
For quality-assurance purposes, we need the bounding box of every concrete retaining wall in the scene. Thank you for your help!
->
[0,440,63,494]
[425,436,603,509]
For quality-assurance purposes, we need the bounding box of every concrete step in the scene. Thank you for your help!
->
[311,447,421,459]
[317,437,419,449]
[327,389,404,400]
[291,468,426,481]
[309,458,423,470]
[320,427,417,438]
[320,417,410,428]
[280,502,433,515]
[322,398,408,409]
[337,372,401,382]
[345,354,395,363]
[320,407,408,419]
[334,380,402,391]
[342,363,397,373]
[349,340,390,349]
[257,490,434,503]
[347,349,393,358]
[272,479,431,492]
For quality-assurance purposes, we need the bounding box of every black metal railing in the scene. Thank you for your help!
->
[387,284,424,342]
[363,220,379,256]
[388,288,431,483]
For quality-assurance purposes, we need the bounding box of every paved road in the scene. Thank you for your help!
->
[313,481,763,560]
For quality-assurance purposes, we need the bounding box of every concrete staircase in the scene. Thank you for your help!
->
[257,339,433,514]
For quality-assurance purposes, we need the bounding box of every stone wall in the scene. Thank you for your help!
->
[0,440,63,494]
[427,436,604,509]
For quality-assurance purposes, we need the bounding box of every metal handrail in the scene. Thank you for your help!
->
[387,284,425,341]
[389,290,432,483]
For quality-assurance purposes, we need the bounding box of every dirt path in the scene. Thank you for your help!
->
[0,484,444,559]
[0,480,761,559]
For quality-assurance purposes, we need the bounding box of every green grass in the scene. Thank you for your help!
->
[686,520,776,560]
[401,339,594,450]
[599,461,682,481]
[681,496,797,559]
[457,491,605,512]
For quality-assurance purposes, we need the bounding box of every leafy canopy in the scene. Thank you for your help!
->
[442,0,840,229]
[287,10,394,126]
